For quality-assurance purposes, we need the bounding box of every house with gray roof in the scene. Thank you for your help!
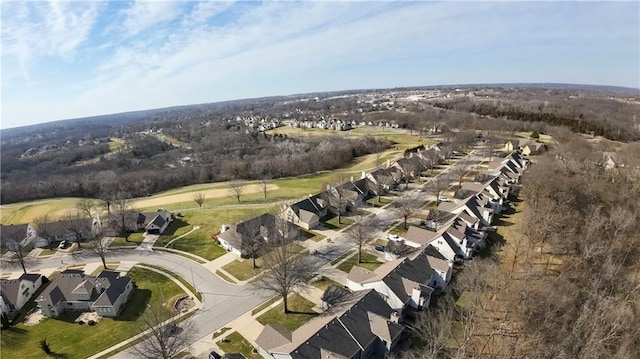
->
[0,223,38,252]
[145,210,173,235]
[218,213,295,257]
[346,253,435,317]
[36,270,133,318]
[32,215,102,248]
[0,273,44,318]
[282,195,328,230]
[255,289,405,359]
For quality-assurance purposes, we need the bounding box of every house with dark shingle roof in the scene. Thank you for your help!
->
[256,289,406,359]
[36,270,133,318]
[32,215,102,248]
[346,253,435,317]
[0,223,38,252]
[282,195,328,230]
[0,273,44,318]
[145,210,173,235]
[218,213,294,256]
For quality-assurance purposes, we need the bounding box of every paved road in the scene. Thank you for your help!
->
[3,249,272,358]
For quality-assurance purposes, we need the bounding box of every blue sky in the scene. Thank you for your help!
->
[1,1,638,129]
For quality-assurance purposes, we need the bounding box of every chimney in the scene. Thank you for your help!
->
[390,311,399,323]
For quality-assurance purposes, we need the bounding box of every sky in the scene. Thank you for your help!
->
[1,1,639,129]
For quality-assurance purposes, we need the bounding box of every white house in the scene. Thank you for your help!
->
[0,273,44,318]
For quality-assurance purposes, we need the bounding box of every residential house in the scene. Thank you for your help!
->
[0,223,38,252]
[282,195,328,230]
[503,141,515,152]
[218,213,295,257]
[33,215,102,248]
[346,253,435,316]
[36,270,133,318]
[422,245,452,290]
[145,210,173,235]
[437,195,494,227]
[522,143,546,156]
[255,289,405,359]
[0,274,44,318]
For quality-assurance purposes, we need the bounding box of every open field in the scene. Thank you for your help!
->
[0,130,430,225]
[0,266,185,359]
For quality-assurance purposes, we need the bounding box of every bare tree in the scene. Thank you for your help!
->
[392,197,419,230]
[64,211,92,247]
[131,304,195,359]
[254,219,314,314]
[322,174,352,224]
[228,180,246,203]
[426,176,450,204]
[76,198,95,217]
[6,237,31,274]
[450,160,470,187]
[405,300,455,359]
[91,230,109,269]
[193,192,205,208]
[344,215,380,263]
[111,197,132,238]
[259,176,271,198]
[33,215,52,240]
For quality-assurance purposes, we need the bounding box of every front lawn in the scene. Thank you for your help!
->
[222,258,265,282]
[156,208,270,260]
[312,276,342,291]
[0,266,185,359]
[217,332,261,359]
[337,252,383,273]
[256,294,318,331]
[300,229,325,242]
[322,215,354,230]
[366,197,391,208]
[388,223,408,237]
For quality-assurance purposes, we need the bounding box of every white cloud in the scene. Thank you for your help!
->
[119,0,185,37]
[1,1,102,81]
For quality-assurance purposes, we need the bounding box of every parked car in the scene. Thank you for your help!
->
[387,234,401,241]
[209,351,221,359]
[374,245,385,252]
[438,196,452,202]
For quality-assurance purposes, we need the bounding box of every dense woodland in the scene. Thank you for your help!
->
[400,129,640,359]
[1,85,638,204]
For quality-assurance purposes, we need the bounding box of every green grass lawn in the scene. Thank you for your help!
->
[217,332,261,359]
[300,229,325,242]
[156,209,271,260]
[322,215,354,230]
[366,196,391,208]
[251,296,279,315]
[211,327,231,340]
[222,258,265,282]
[256,294,317,331]
[0,266,184,359]
[388,223,408,237]
[337,252,383,273]
[330,250,355,266]
[110,232,145,247]
[312,276,342,291]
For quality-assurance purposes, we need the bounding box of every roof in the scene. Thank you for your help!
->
[290,196,326,217]
[37,270,130,309]
[422,244,448,261]
[377,253,434,304]
[347,266,376,283]
[267,289,404,359]
[0,224,29,244]
[40,218,94,238]
[405,226,442,246]
[0,273,43,307]
[255,324,292,351]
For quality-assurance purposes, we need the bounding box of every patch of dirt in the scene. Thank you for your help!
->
[174,296,196,313]
[75,311,102,325]
[24,309,46,326]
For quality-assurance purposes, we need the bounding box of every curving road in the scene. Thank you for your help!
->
[3,249,272,358]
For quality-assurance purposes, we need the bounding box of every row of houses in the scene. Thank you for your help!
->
[289,119,400,131]
[0,209,173,252]
[0,269,133,320]
[218,146,449,257]
[254,151,529,359]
